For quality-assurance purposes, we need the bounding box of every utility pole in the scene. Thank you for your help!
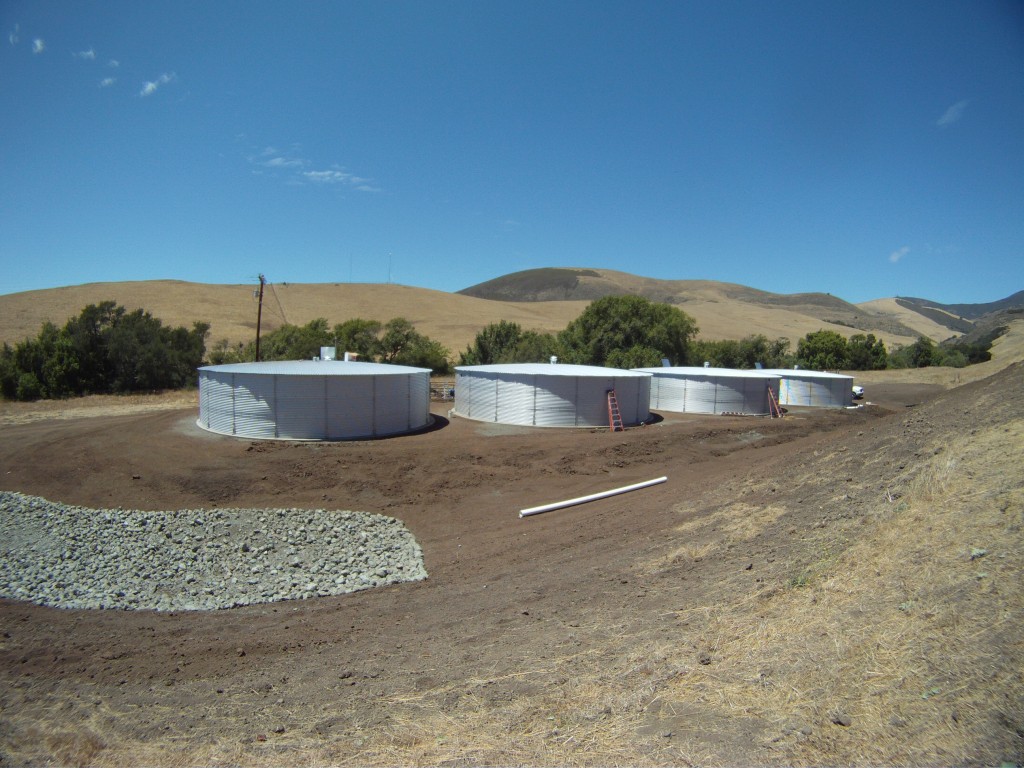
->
[255,274,266,362]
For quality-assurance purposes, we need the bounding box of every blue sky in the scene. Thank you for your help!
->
[2,1,1022,305]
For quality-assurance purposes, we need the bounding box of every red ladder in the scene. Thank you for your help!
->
[607,389,624,432]
[767,384,783,418]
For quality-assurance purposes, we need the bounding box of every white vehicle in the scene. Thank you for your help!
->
[852,385,865,400]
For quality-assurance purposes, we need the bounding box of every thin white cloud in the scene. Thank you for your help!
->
[253,147,305,169]
[139,72,175,97]
[9,24,19,45]
[889,246,910,264]
[303,168,380,191]
[937,100,969,127]
[100,77,116,88]
[74,48,96,60]
[32,38,45,54]
[265,156,304,169]
[304,170,352,184]
[248,144,378,191]
[108,59,119,68]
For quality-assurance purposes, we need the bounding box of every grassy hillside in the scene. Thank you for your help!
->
[460,268,925,339]
[0,281,584,359]
[898,290,1024,321]
[1,275,936,359]
[855,298,965,342]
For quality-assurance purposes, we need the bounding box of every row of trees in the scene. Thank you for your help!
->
[209,317,451,373]
[0,302,209,401]
[460,295,699,368]
[459,297,991,372]
[0,295,995,402]
[794,330,990,371]
[458,298,791,370]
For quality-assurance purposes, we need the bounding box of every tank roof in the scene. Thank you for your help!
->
[760,369,854,380]
[634,366,781,378]
[456,363,651,377]
[199,360,431,376]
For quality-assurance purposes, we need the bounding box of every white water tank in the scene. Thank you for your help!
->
[633,366,782,415]
[197,360,431,440]
[760,369,855,408]
[453,363,652,428]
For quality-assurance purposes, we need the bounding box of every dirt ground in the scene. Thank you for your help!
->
[0,374,1021,766]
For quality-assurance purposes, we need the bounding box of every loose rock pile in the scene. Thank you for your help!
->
[0,491,428,611]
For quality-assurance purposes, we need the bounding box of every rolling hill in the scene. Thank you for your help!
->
[460,268,1024,345]
[3,270,1018,358]
[897,290,1024,321]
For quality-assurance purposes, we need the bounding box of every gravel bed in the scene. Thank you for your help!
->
[0,491,428,611]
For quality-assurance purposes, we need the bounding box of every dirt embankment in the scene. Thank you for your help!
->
[0,366,1021,766]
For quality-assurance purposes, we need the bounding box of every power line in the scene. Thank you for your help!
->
[268,281,288,325]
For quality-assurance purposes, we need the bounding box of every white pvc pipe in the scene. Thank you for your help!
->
[519,476,667,518]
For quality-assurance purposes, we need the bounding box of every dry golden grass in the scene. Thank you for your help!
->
[652,418,1024,764]
[0,276,931,360]
[855,297,966,342]
[0,390,197,425]
[645,502,790,572]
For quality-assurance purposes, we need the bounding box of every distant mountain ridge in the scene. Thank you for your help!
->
[460,268,923,338]
[459,268,1024,342]
[895,291,1024,334]
[897,291,1024,320]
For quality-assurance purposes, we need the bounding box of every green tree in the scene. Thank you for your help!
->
[257,318,332,361]
[0,302,209,401]
[846,333,887,370]
[509,330,560,363]
[937,348,968,368]
[11,336,47,398]
[207,338,248,365]
[690,339,741,368]
[908,336,936,368]
[13,322,77,398]
[605,344,664,369]
[460,322,562,365]
[0,344,17,399]
[887,337,940,369]
[738,335,792,369]
[64,301,125,393]
[332,319,382,360]
[99,310,208,392]
[558,295,698,368]
[106,309,167,391]
[459,320,524,366]
[395,336,452,374]
[377,318,419,363]
[378,318,451,373]
[796,330,849,370]
[16,371,42,400]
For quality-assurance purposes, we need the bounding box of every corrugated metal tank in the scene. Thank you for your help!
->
[761,369,855,408]
[197,360,431,440]
[633,367,782,415]
[453,363,652,428]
